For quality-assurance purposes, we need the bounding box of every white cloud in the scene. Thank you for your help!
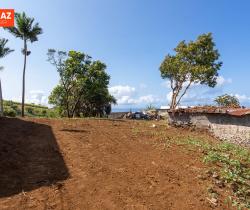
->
[161,81,171,88]
[231,94,250,105]
[109,85,136,105]
[109,85,159,105]
[162,76,231,90]
[26,90,48,106]
[166,91,172,102]
[164,76,233,106]
[136,95,159,104]
[216,76,232,86]
[109,85,135,97]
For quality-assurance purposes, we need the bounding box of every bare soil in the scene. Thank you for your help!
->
[0,117,232,209]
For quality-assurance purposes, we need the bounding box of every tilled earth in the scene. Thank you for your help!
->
[0,117,232,209]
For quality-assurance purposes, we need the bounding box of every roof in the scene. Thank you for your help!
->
[168,106,250,117]
[160,105,187,110]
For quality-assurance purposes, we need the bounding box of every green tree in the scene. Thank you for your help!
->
[160,33,222,109]
[215,94,240,108]
[5,12,42,117]
[75,60,116,117]
[48,50,116,118]
[0,38,14,116]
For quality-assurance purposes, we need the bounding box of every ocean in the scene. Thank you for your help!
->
[111,108,143,113]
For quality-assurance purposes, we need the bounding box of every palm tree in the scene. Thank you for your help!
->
[5,12,42,117]
[0,38,14,116]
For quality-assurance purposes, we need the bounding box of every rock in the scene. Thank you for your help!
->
[150,124,156,128]
[212,172,219,179]
[207,197,218,206]
[215,180,225,188]
[197,174,206,180]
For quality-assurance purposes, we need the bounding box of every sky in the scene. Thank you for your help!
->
[1,0,250,110]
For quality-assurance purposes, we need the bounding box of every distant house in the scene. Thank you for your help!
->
[160,105,188,110]
[168,107,250,146]
[160,106,170,110]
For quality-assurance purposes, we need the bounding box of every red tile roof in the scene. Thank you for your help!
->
[168,106,250,117]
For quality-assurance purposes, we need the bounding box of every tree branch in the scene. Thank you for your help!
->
[176,80,192,107]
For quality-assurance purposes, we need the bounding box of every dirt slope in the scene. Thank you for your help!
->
[0,118,230,210]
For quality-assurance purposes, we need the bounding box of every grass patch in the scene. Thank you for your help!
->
[183,138,250,209]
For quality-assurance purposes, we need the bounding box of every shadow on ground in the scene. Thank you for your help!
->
[60,129,88,133]
[0,117,69,198]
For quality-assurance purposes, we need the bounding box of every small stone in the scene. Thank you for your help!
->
[197,175,206,180]
[150,124,156,128]
[151,161,157,166]
[212,172,219,179]
[215,180,224,188]
[207,197,218,206]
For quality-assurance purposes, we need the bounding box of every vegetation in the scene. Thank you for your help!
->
[215,94,240,108]
[0,38,14,116]
[178,138,250,209]
[160,33,222,109]
[134,126,250,209]
[48,49,116,118]
[5,12,43,117]
[3,100,58,118]
[145,104,157,111]
[0,38,13,67]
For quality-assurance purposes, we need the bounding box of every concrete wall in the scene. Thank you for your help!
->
[156,109,170,119]
[108,112,128,119]
[168,112,250,146]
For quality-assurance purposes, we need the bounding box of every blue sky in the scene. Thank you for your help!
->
[1,0,250,109]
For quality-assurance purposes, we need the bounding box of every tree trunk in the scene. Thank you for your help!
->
[170,91,178,109]
[21,39,27,117]
[175,81,192,107]
[0,79,3,116]
[66,103,70,118]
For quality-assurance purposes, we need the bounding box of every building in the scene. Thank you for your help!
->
[168,106,250,146]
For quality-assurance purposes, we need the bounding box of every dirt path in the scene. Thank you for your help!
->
[0,118,230,209]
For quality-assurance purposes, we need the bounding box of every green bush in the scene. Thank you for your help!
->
[11,104,18,111]
[26,107,34,115]
[3,107,16,117]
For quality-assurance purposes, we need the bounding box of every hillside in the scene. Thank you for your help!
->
[3,100,58,117]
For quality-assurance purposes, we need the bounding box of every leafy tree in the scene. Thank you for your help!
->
[0,38,14,116]
[0,38,13,63]
[160,33,222,109]
[215,94,240,108]
[5,12,42,117]
[48,50,116,118]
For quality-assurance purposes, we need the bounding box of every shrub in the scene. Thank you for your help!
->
[26,107,34,115]
[3,107,16,117]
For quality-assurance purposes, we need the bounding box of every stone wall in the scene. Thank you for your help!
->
[156,109,170,119]
[168,112,250,146]
[108,112,128,119]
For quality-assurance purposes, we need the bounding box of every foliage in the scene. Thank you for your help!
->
[26,107,34,114]
[160,33,222,109]
[0,38,14,60]
[183,138,250,209]
[3,107,16,117]
[215,94,240,108]
[4,12,43,117]
[0,38,14,116]
[48,50,116,118]
[4,12,43,43]
[3,100,58,118]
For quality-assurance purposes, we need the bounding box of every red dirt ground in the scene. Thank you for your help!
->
[0,117,232,210]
